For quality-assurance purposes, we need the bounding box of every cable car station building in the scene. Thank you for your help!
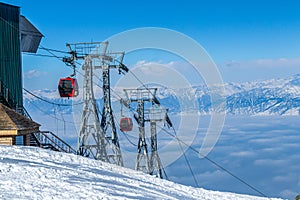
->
[0,2,42,145]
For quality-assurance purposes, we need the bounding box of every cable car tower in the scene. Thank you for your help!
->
[63,42,128,166]
[148,106,167,178]
[122,88,172,178]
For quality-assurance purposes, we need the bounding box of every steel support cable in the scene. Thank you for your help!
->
[57,105,67,135]
[157,124,270,199]
[26,98,75,124]
[39,46,92,57]
[53,105,59,134]
[23,52,65,59]
[125,70,174,181]
[125,68,270,196]
[38,45,103,84]
[175,131,200,187]
[32,48,127,145]
[36,46,88,82]
[33,49,180,183]
[39,45,65,59]
[37,48,139,140]
[25,48,252,192]
[103,66,171,178]
[26,47,271,198]
[38,47,101,82]
[120,130,137,147]
[161,161,169,180]
[28,46,108,93]
[22,47,85,79]
[29,46,180,164]
[23,88,83,106]
[113,114,137,147]
[5,15,156,156]
[28,45,127,103]
[39,47,69,54]
[108,65,172,179]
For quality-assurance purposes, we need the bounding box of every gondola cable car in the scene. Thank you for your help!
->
[119,100,133,132]
[120,117,133,132]
[58,77,79,98]
[59,53,79,98]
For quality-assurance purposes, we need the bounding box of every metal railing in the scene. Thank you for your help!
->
[32,131,76,154]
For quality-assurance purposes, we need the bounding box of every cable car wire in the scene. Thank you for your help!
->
[26,45,125,103]
[1,12,193,183]
[120,131,137,147]
[113,115,137,147]
[118,66,270,198]
[119,65,269,198]
[157,124,269,198]
[57,105,67,135]
[39,45,65,60]
[23,88,83,106]
[28,45,269,198]
[39,47,69,54]
[25,47,165,177]
[26,99,75,124]
[176,131,199,187]
[23,52,65,59]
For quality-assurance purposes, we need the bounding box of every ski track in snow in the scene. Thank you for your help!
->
[0,146,282,200]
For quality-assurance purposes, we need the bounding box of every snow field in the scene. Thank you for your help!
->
[0,146,282,200]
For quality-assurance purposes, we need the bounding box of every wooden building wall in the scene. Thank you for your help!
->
[0,136,16,145]
[0,3,23,110]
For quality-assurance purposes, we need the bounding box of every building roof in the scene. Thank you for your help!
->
[0,103,40,135]
[0,2,20,9]
[20,15,43,53]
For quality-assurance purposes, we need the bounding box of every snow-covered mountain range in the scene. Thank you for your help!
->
[23,74,300,116]
[0,145,282,200]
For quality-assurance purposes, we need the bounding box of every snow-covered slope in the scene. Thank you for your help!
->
[0,146,281,200]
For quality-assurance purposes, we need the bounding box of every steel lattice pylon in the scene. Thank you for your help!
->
[64,42,127,166]
[78,55,108,161]
[100,61,126,166]
[122,88,166,178]
[148,107,166,179]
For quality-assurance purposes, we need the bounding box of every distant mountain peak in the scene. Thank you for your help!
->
[24,74,300,116]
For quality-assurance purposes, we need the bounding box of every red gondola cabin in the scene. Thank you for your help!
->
[120,117,133,132]
[58,77,79,98]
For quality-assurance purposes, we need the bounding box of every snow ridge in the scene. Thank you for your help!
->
[23,74,300,116]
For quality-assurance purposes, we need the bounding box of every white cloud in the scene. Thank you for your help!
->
[273,174,295,183]
[199,170,227,179]
[117,60,195,88]
[260,147,283,153]
[230,151,256,157]
[253,57,300,67]
[249,138,280,144]
[224,60,241,68]
[279,189,298,199]
[222,57,300,69]
[253,159,286,166]
[24,69,47,79]
[133,60,177,76]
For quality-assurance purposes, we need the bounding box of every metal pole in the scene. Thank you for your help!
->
[100,64,123,166]
[135,99,150,173]
[150,121,163,178]
[78,57,108,161]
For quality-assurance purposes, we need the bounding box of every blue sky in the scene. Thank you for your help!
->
[3,0,300,89]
